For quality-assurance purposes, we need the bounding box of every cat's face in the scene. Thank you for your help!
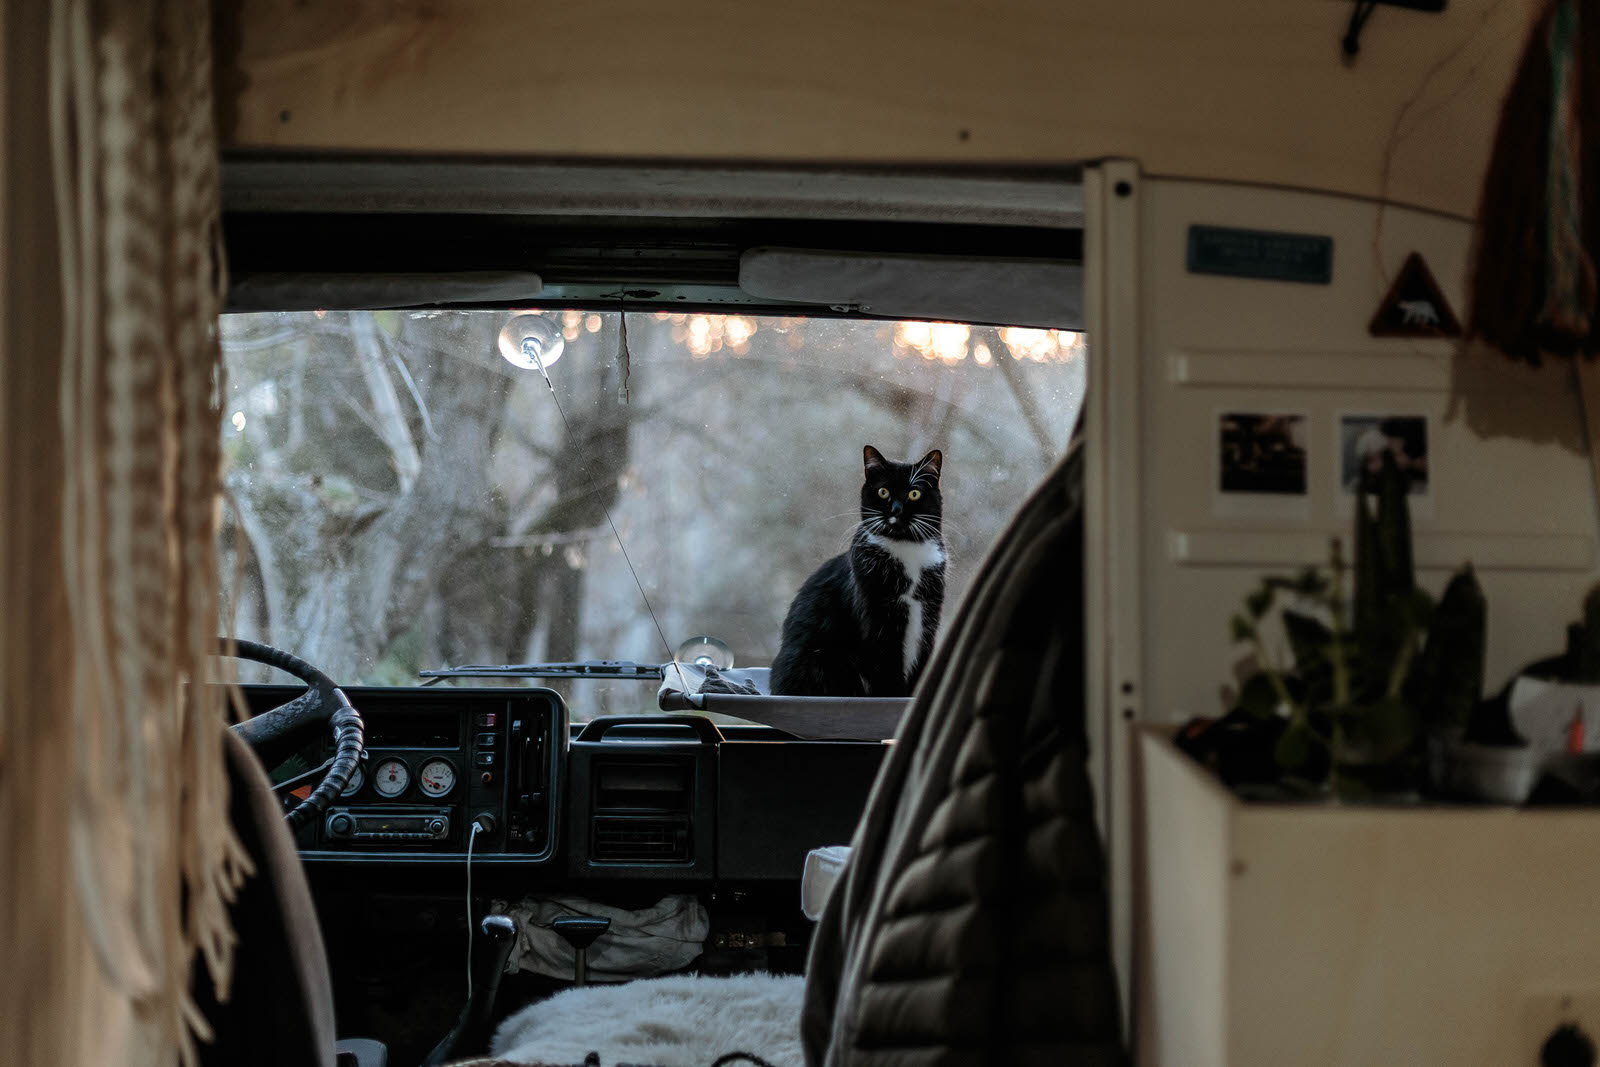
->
[860,446,943,542]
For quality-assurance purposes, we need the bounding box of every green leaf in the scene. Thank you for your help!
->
[1231,614,1257,643]
[1293,566,1329,598]
[1273,719,1314,772]
[1246,586,1274,620]
[1282,610,1332,664]
[1345,695,1419,763]
[1236,673,1281,718]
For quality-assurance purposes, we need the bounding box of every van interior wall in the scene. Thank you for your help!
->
[1092,174,1600,1048]
[1134,178,1594,729]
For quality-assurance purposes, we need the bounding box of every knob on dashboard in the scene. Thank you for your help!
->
[428,818,446,835]
[329,814,354,837]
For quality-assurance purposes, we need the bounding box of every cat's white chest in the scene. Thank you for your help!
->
[864,534,945,678]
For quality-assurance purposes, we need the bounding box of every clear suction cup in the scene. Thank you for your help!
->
[497,313,566,372]
[676,635,734,671]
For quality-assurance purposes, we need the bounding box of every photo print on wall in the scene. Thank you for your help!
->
[1336,413,1432,518]
[1215,411,1311,520]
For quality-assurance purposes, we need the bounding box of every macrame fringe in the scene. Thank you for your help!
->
[45,0,251,1063]
[1469,0,1600,363]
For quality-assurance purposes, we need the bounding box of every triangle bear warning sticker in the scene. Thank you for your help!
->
[1369,252,1462,338]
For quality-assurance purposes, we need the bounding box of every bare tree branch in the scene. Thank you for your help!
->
[985,326,1058,466]
[352,313,422,494]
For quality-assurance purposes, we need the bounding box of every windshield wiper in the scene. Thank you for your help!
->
[419,660,666,685]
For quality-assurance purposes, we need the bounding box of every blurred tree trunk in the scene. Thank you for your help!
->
[226,312,510,680]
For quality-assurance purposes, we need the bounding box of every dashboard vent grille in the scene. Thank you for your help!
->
[591,816,690,862]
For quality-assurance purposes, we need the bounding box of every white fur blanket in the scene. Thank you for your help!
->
[490,972,805,1067]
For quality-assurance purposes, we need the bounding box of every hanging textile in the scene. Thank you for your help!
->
[1467,0,1600,363]
[1,0,248,1063]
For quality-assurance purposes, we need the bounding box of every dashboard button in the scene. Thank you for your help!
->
[476,732,497,747]
[475,712,498,728]
[475,752,495,767]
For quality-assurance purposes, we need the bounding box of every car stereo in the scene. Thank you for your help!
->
[323,806,452,843]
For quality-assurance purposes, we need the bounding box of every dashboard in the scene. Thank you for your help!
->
[246,685,565,864]
[241,683,888,881]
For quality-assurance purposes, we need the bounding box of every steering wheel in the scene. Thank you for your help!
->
[223,639,365,830]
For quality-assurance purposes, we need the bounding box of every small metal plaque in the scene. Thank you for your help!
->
[1187,225,1334,284]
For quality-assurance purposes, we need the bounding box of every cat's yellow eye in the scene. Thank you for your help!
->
[908,489,922,501]
[877,487,890,499]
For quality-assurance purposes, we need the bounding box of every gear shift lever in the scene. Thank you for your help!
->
[420,914,517,1066]
[551,916,611,985]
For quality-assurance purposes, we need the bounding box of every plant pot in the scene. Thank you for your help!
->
[1136,725,1600,1067]
[1441,738,1542,804]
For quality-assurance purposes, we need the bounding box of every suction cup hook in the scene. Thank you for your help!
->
[497,313,566,373]
[676,635,734,671]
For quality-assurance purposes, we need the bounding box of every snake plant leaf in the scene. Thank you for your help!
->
[1579,580,1600,682]
[1354,475,1382,671]
[1375,449,1415,595]
[1282,609,1335,708]
[1410,563,1486,731]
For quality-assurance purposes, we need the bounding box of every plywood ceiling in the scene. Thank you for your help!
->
[217,0,1537,219]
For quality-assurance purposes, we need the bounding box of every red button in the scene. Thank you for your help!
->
[475,712,497,728]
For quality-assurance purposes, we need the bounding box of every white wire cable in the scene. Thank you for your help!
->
[466,820,482,1001]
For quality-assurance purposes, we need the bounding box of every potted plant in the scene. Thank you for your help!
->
[1186,451,1489,801]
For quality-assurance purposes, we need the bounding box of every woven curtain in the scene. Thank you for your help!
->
[0,0,247,1062]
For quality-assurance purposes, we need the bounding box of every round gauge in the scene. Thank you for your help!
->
[339,763,366,797]
[372,758,410,799]
[418,758,457,798]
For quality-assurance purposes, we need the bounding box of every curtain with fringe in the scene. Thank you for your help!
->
[0,0,246,1063]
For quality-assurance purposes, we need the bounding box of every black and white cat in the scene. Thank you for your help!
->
[770,446,946,697]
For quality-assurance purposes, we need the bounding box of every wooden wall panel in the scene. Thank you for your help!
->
[1139,727,1600,1066]
[218,0,1535,218]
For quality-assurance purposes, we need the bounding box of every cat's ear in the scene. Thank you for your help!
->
[863,445,888,475]
[917,449,943,481]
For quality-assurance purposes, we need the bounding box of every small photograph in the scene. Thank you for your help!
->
[1339,414,1428,495]
[1219,412,1309,495]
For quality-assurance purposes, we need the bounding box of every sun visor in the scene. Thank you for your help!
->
[227,271,544,312]
[738,248,1081,329]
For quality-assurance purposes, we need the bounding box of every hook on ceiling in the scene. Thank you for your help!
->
[1342,0,1448,61]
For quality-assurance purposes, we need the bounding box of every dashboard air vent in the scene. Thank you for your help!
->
[591,815,690,862]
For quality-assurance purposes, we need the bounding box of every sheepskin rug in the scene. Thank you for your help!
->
[490,972,805,1067]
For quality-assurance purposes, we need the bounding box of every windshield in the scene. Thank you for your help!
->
[219,309,1084,719]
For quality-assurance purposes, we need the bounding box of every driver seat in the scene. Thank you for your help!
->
[190,728,382,1067]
